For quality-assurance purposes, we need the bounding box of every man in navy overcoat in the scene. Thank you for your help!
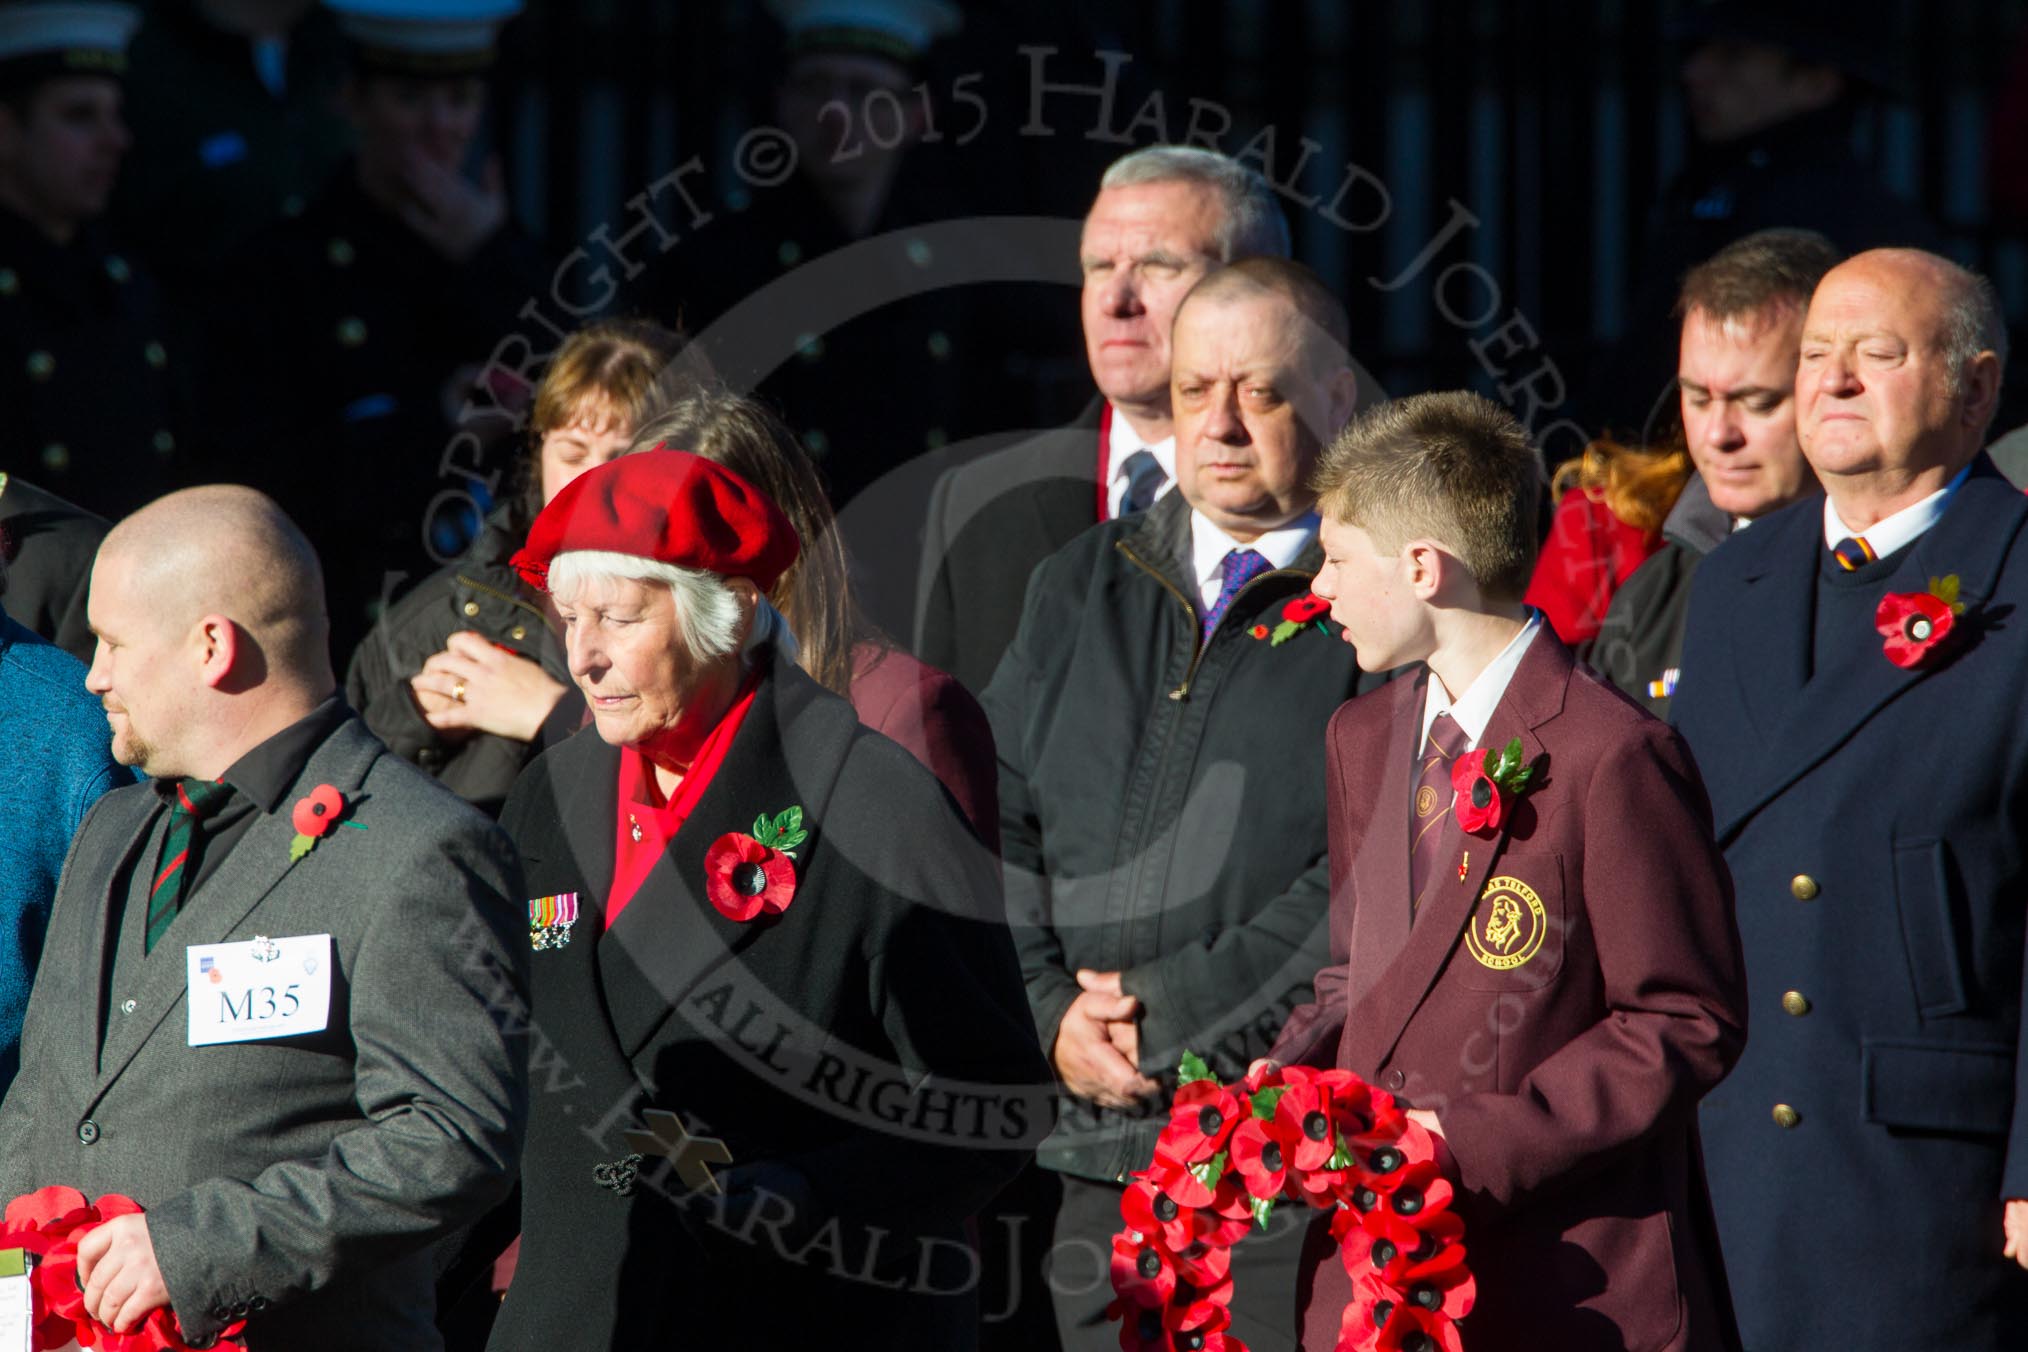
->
[1674,247,2028,1349]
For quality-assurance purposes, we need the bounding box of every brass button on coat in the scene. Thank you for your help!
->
[509,624,527,641]
[1781,991,1810,1016]
[1790,874,1820,900]
[462,600,480,617]
[1772,1103,1801,1129]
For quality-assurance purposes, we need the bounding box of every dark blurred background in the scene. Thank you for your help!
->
[483,0,2028,436]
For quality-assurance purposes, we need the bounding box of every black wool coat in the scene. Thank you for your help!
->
[487,650,1046,1351]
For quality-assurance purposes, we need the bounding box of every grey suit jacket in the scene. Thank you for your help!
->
[0,715,529,1350]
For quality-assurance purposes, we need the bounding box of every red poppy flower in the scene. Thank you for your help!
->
[1336,1160,1458,1258]
[1346,1273,1466,1352]
[290,783,345,839]
[1226,1118,1290,1199]
[1110,1293,1243,1352]
[1283,593,1331,624]
[1109,1232,1178,1308]
[1249,623,1270,640]
[1876,589,1955,668]
[1201,1175,1257,1246]
[1274,1075,1348,1172]
[1338,1207,1466,1284]
[1161,1083,1243,1165]
[703,832,796,922]
[1121,1175,1201,1252]
[1449,751,1503,834]
[1167,1236,1233,1290]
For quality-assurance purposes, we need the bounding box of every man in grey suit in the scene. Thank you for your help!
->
[0,486,528,1350]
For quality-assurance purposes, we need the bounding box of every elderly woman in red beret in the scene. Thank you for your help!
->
[485,450,1045,1352]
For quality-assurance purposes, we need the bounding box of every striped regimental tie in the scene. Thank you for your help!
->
[145,778,235,953]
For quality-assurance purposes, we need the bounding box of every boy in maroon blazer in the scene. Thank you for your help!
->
[1262,391,1748,1352]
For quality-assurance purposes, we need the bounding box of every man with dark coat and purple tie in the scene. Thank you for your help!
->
[983,258,1373,1351]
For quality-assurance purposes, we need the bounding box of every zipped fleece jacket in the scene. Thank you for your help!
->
[983,490,1388,1182]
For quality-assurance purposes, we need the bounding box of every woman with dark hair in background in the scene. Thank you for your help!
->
[632,384,998,848]
[346,317,685,816]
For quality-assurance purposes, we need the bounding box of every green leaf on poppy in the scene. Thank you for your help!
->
[1268,619,1302,646]
[1188,1148,1228,1192]
[1177,1050,1214,1085]
[752,812,772,843]
[1251,1195,1277,1231]
[1251,1085,1288,1120]
[1507,764,1534,795]
[1932,574,1961,607]
[288,833,315,862]
[1325,1126,1355,1172]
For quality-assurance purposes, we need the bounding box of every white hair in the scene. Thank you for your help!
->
[1099,145,1292,260]
[546,549,798,666]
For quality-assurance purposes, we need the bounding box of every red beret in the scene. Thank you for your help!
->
[511,449,799,593]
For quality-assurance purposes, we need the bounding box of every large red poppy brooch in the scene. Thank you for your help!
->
[1251,593,1333,646]
[1451,737,1537,836]
[287,783,366,862]
[1876,574,1968,669]
[705,805,808,922]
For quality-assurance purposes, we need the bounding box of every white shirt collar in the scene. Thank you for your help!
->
[1188,509,1319,612]
[1420,612,1544,751]
[1821,462,1973,558]
[1105,405,1176,518]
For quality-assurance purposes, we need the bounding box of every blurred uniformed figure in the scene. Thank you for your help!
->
[111,0,353,298]
[207,0,543,661]
[646,0,974,535]
[0,0,182,520]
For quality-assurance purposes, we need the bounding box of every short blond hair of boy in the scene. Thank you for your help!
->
[1312,390,1543,603]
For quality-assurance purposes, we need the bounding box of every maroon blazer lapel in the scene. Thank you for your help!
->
[1340,636,1572,1076]
[1344,674,1424,1011]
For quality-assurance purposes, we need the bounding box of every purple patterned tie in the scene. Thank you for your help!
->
[1203,548,1272,640]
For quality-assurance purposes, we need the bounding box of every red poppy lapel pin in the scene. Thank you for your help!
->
[1876,574,1968,669]
[1451,737,1537,837]
[705,805,807,922]
[288,783,366,862]
[1251,593,1333,646]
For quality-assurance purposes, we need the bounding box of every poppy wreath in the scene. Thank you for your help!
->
[0,1186,247,1351]
[1449,738,1535,837]
[1251,593,1334,646]
[286,783,366,863]
[1876,574,1968,669]
[1108,1054,1475,1352]
[704,805,808,922]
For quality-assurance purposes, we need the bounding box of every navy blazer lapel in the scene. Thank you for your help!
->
[1344,676,1424,1012]
[1722,498,1820,740]
[1713,459,2027,841]
[597,655,855,1067]
[93,720,382,1100]
[1341,636,1570,1076]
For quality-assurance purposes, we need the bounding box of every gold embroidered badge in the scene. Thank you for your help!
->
[1415,785,1439,817]
[1464,875,1546,971]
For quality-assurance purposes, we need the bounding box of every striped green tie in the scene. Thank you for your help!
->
[145,779,235,953]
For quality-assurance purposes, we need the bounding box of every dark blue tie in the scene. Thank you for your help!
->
[1118,449,1164,516]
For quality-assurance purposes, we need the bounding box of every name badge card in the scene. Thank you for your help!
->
[186,934,332,1046]
[0,1248,29,1352]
